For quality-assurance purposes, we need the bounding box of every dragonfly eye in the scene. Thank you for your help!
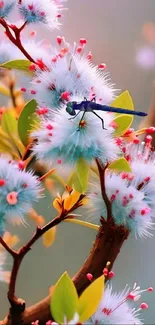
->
[66,102,76,116]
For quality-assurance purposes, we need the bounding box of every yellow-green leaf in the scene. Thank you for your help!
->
[76,158,90,193]
[0,84,10,96]
[1,111,18,135]
[78,275,105,323]
[113,115,133,137]
[68,172,83,193]
[43,227,56,248]
[111,90,134,118]
[50,272,79,324]
[0,59,32,73]
[108,157,132,172]
[18,99,37,146]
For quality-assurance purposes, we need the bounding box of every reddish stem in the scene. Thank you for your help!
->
[0,19,35,63]
[0,237,17,258]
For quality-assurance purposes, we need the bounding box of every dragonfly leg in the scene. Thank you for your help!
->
[91,97,96,102]
[92,111,107,130]
[84,97,87,101]
[68,110,81,120]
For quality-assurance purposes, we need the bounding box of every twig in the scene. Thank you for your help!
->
[0,19,35,63]
[96,159,112,220]
[9,81,17,108]
[0,237,17,258]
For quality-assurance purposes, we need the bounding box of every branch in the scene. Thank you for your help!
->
[0,19,36,63]
[96,159,112,220]
[0,237,17,258]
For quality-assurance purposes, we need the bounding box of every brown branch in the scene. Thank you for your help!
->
[0,237,17,258]
[0,19,35,63]
[0,218,129,325]
[96,159,112,220]
[9,81,17,108]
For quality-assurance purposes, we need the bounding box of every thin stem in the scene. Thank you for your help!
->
[96,159,112,220]
[0,19,36,63]
[39,168,56,182]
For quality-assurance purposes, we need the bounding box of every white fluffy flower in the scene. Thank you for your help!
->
[31,49,115,109]
[0,0,16,18]
[88,283,150,325]
[32,101,119,166]
[18,0,65,30]
[0,41,21,64]
[89,171,153,238]
[0,251,10,283]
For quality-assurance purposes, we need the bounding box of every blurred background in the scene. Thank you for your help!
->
[0,0,155,323]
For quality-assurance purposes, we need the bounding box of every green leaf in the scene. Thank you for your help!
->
[50,272,79,324]
[113,115,133,137]
[0,83,10,96]
[108,157,132,172]
[68,172,83,193]
[1,111,18,136]
[18,99,37,146]
[0,59,32,73]
[76,158,90,193]
[111,90,134,118]
[78,275,105,323]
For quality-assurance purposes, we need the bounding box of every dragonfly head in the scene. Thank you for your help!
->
[66,101,76,116]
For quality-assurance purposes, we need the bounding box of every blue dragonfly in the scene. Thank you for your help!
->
[66,97,147,129]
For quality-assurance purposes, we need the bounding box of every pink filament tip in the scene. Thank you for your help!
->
[31,90,36,95]
[140,302,148,310]
[87,51,92,60]
[21,87,27,92]
[98,63,107,70]
[108,271,115,279]
[46,124,53,130]
[18,161,25,170]
[148,287,153,292]
[0,179,5,186]
[76,46,83,53]
[146,127,155,134]
[0,1,4,9]
[86,273,93,281]
[57,36,63,45]
[103,268,109,276]
[79,38,87,45]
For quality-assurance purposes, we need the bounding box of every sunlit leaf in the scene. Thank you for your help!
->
[43,227,56,248]
[64,190,81,211]
[18,99,37,146]
[111,90,134,119]
[53,197,62,213]
[68,172,83,193]
[0,83,10,96]
[76,158,90,193]
[78,275,105,322]
[113,115,133,137]
[108,157,132,172]
[50,272,79,324]
[0,59,32,73]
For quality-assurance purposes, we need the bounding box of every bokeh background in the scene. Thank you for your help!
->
[0,0,155,323]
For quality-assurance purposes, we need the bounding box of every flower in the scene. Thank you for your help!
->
[18,0,65,29]
[0,0,16,18]
[89,169,154,239]
[32,104,119,166]
[31,44,115,109]
[0,158,41,232]
[87,283,151,325]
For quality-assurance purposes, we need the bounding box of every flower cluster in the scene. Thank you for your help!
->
[18,0,65,29]
[89,136,155,238]
[87,283,152,325]
[0,0,16,18]
[0,158,41,234]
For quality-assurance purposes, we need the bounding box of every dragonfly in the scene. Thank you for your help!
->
[66,97,147,129]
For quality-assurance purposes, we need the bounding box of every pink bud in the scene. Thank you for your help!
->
[57,159,62,164]
[79,38,87,45]
[144,177,150,182]
[108,271,115,279]
[57,36,63,45]
[21,87,27,92]
[28,4,33,10]
[146,127,155,134]
[133,137,140,144]
[140,302,148,310]
[87,51,92,60]
[148,287,153,292]
[18,161,25,170]
[98,63,107,70]
[31,90,36,95]
[86,273,93,281]
[57,14,62,18]
[76,46,83,53]
[60,91,70,101]
[0,179,6,186]
[145,135,152,145]
[103,268,109,276]
[46,124,53,130]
